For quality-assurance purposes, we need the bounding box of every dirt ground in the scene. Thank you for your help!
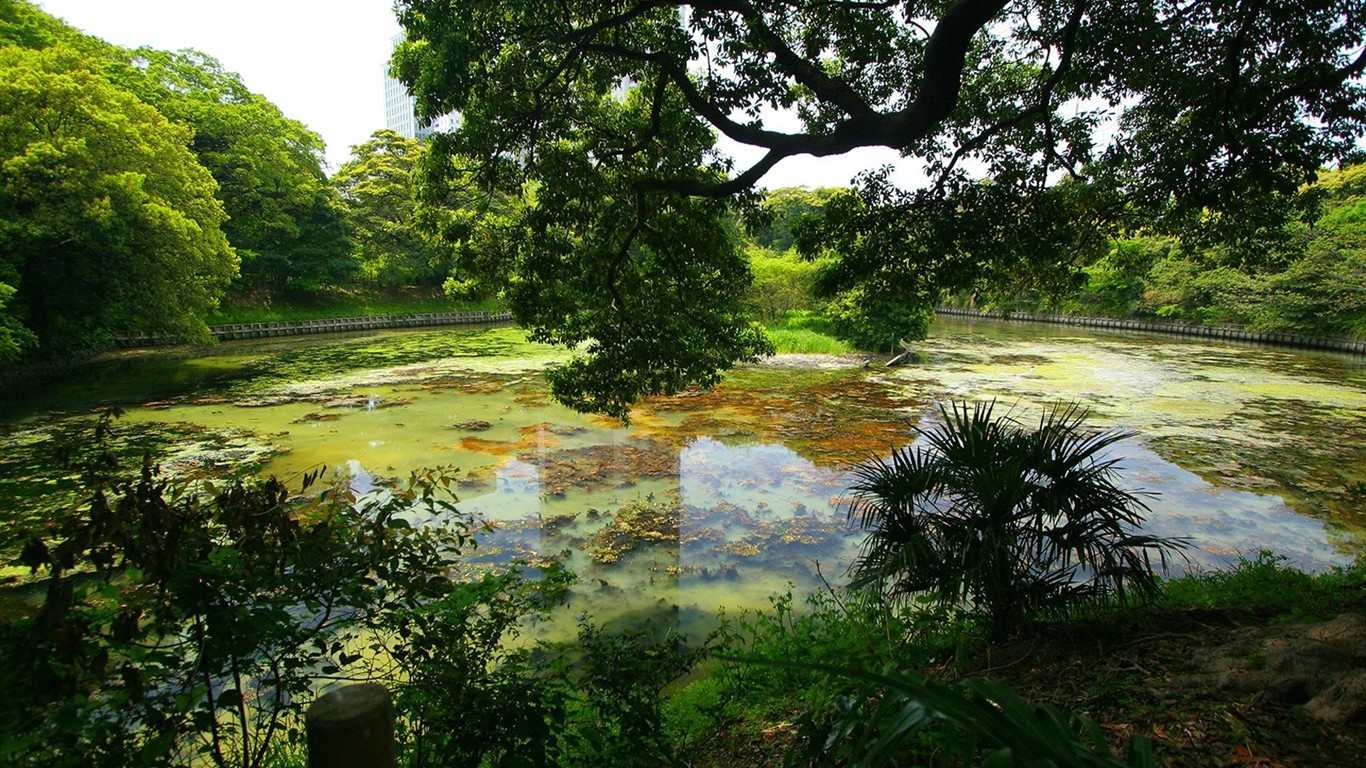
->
[696,609,1366,767]
[974,610,1366,767]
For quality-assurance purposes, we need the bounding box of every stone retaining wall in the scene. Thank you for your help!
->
[936,307,1366,355]
[115,310,515,348]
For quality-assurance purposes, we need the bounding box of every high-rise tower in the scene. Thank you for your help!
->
[383,33,460,139]
[382,34,419,138]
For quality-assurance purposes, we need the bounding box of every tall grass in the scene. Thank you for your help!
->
[206,288,502,325]
[764,311,854,354]
[766,328,855,354]
[1157,551,1366,622]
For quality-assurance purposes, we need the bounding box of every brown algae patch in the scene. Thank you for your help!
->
[520,440,682,496]
[458,434,557,458]
[587,497,682,564]
[635,372,923,467]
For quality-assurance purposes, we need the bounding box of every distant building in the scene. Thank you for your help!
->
[383,32,460,140]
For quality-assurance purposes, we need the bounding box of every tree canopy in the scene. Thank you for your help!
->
[0,0,362,362]
[394,0,1366,413]
[747,186,842,253]
[109,47,354,293]
[0,43,236,356]
[333,130,446,287]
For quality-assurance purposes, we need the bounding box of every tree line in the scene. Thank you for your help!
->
[5,0,1364,395]
[0,1,495,364]
[746,163,1366,348]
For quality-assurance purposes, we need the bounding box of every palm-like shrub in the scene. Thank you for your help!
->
[848,401,1184,638]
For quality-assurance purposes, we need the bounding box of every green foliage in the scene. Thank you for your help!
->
[703,587,974,737]
[0,2,373,358]
[384,563,574,768]
[5,3,355,299]
[1237,167,1366,337]
[764,329,854,356]
[747,247,825,322]
[692,557,1364,767]
[393,0,1365,413]
[714,591,881,714]
[778,663,1154,768]
[1250,241,1366,337]
[1159,552,1366,624]
[554,623,711,768]
[746,187,843,253]
[0,415,478,766]
[332,130,450,288]
[802,179,1105,348]
[0,0,101,53]
[702,587,1152,766]
[416,157,524,303]
[1130,166,1366,337]
[988,162,1366,339]
[768,310,836,336]
[823,287,936,353]
[0,43,237,356]
[109,48,354,294]
[205,288,493,325]
[0,280,34,362]
[394,31,774,418]
[760,311,852,354]
[1066,239,1171,318]
[848,401,1185,639]
[385,601,709,768]
[1079,0,1358,255]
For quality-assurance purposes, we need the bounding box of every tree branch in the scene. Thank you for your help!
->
[933,0,1089,194]
[889,0,1013,142]
[702,0,878,120]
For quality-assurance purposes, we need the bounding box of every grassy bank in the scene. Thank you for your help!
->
[206,287,502,325]
[764,311,854,355]
[212,297,855,357]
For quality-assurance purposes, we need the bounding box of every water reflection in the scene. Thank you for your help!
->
[441,436,853,632]
[3,319,1364,628]
[345,427,1349,637]
[1118,443,1347,571]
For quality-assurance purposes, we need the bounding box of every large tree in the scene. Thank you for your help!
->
[109,48,354,294]
[394,0,1363,413]
[0,44,237,356]
[333,130,450,287]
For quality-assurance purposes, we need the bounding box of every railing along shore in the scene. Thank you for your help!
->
[114,310,514,348]
[936,307,1366,355]
[114,307,1364,355]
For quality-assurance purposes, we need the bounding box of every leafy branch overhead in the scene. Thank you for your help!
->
[401,0,1363,198]
[394,0,1365,414]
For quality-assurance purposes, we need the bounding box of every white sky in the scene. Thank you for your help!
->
[35,0,906,188]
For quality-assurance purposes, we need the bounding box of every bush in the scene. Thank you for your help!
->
[847,400,1185,639]
[746,247,826,322]
[2,442,477,767]
[1069,238,1169,317]
[385,563,575,768]
[783,664,1155,768]
[824,288,935,353]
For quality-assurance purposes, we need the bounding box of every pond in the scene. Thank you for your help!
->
[2,317,1364,636]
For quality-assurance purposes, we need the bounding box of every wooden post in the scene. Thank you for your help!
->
[306,683,396,768]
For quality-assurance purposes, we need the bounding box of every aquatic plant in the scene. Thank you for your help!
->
[588,497,682,565]
[848,400,1185,638]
